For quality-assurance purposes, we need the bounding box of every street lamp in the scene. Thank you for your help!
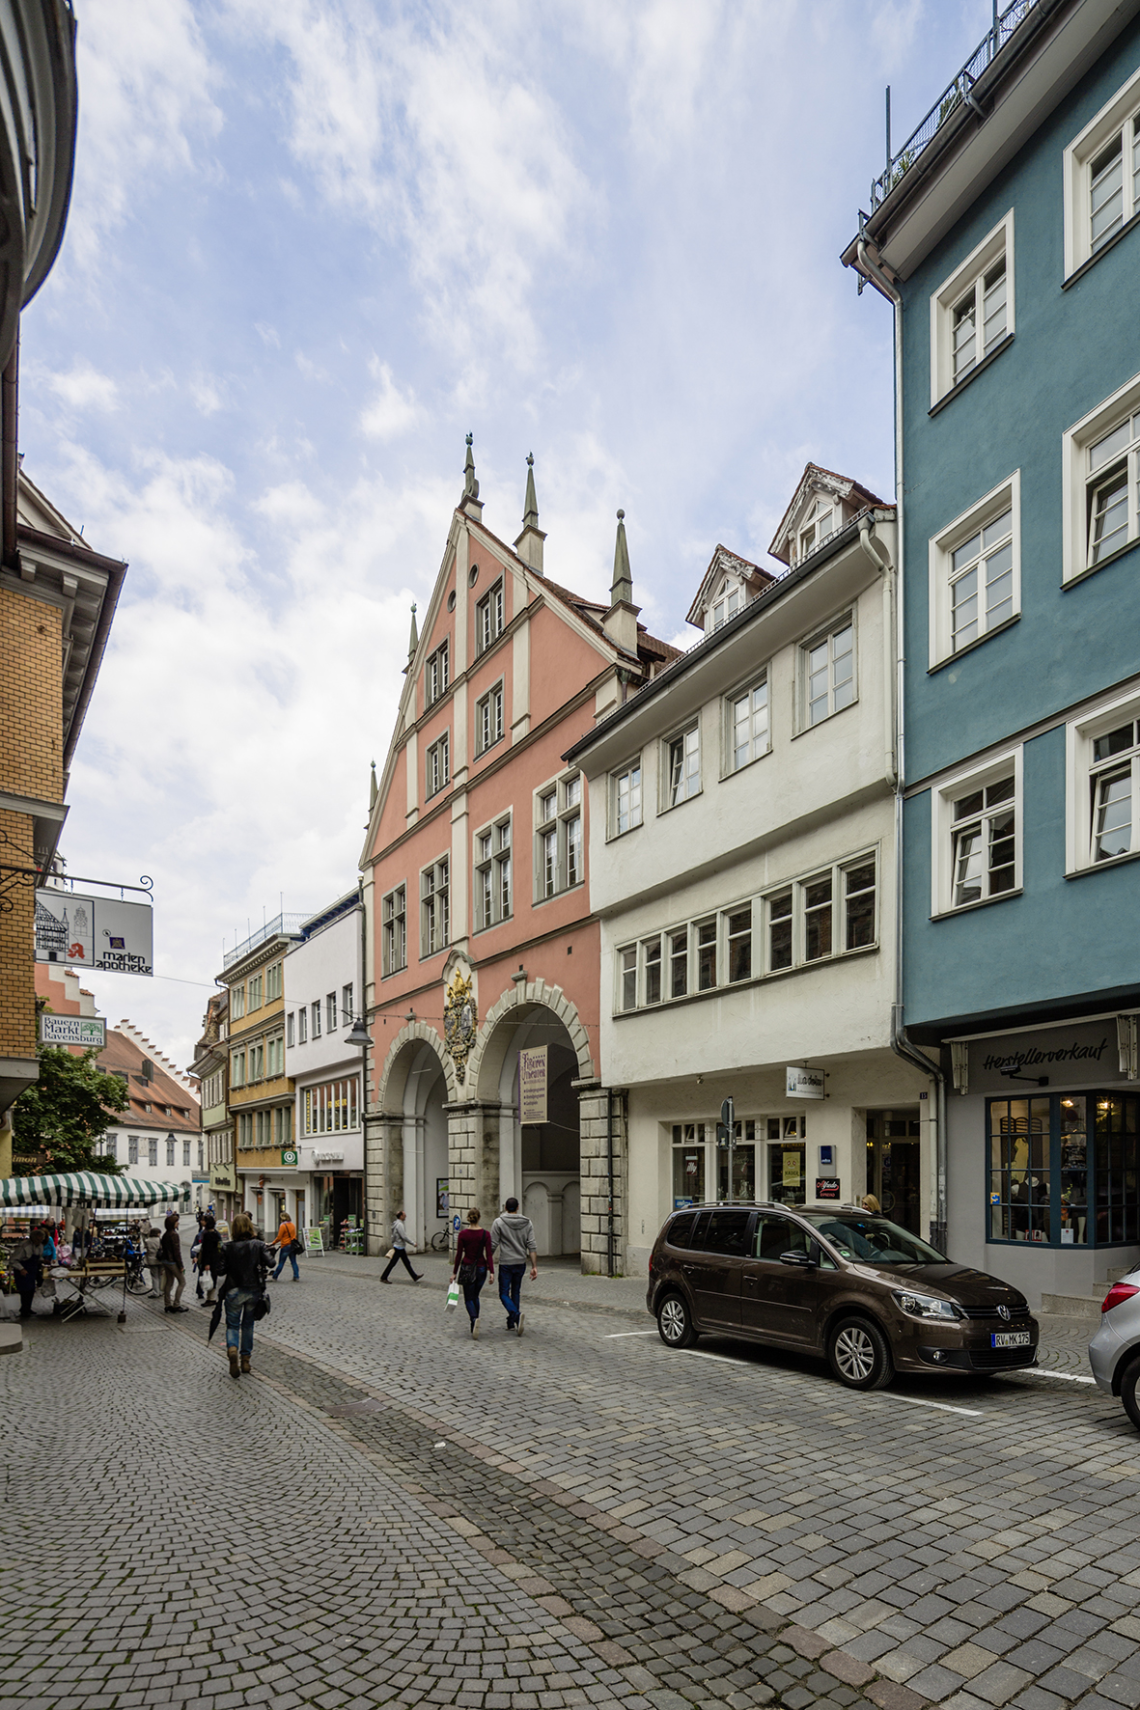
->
[344,1016,370,1049]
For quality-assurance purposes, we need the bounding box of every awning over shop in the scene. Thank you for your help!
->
[0,1173,191,1208]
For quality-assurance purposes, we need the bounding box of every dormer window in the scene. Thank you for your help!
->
[797,498,838,564]
[709,585,741,632]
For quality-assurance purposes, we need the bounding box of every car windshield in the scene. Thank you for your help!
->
[800,1212,946,1266]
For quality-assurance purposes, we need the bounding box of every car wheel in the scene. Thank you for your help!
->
[657,1292,698,1349]
[1119,1355,1140,1431]
[827,1316,893,1390]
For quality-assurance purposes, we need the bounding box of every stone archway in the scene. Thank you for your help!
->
[371,1022,457,1249]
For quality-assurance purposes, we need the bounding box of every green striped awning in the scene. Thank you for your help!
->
[0,1173,192,1209]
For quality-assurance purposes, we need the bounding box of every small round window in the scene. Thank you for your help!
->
[468,564,479,587]
[447,589,456,612]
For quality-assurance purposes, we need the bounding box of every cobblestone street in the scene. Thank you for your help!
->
[4,1258,1139,1710]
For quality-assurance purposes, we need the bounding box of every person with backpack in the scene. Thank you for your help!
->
[271,1209,301,1281]
[218,1210,274,1378]
[490,1198,538,1336]
[451,1207,493,1338]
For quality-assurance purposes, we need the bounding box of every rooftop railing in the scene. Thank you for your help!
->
[869,0,1043,211]
[223,912,310,968]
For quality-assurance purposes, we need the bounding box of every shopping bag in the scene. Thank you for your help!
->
[384,1247,395,1260]
[445,1279,460,1312]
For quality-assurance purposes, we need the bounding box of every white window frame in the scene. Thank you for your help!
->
[298,1008,307,1044]
[609,758,643,838]
[928,472,1020,666]
[795,495,839,566]
[724,671,771,775]
[534,774,583,899]
[661,721,701,810]
[474,813,512,931]
[475,680,505,756]
[1062,370,1140,584]
[1064,65,1140,279]
[425,640,450,707]
[382,884,407,976]
[425,732,450,798]
[1066,687,1140,874]
[421,856,450,957]
[931,748,1022,917]
[709,582,742,632]
[799,611,856,730]
[929,211,1014,404]
[476,582,504,654]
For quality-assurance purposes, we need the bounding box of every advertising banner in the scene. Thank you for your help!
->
[35,888,153,976]
[39,1014,106,1049]
[519,1045,548,1124]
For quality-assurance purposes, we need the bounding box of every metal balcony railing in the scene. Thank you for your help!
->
[869,0,1043,211]
[223,912,310,968]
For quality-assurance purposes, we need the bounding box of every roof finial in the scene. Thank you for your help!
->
[610,508,633,606]
[523,452,538,530]
[407,601,418,663]
[513,451,546,573]
[369,759,378,812]
[463,432,479,500]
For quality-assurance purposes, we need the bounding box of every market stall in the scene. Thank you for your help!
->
[0,1172,190,1322]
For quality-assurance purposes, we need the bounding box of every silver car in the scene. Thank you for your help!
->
[1088,1268,1140,1426]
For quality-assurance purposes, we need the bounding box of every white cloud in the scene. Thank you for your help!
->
[255,322,281,348]
[189,371,225,416]
[359,360,418,441]
[44,359,119,413]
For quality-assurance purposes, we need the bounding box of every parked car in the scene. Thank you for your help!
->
[1087,1268,1140,1427]
[646,1202,1038,1390]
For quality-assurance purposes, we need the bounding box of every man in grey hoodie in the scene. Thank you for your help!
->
[491,1198,537,1335]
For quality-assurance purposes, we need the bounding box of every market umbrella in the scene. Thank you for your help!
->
[0,1173,191,1209]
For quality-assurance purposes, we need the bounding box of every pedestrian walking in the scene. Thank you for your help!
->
[217,1210,274,1378]
[10,1225,46,1320]
[490,1198,537,1335]
[143,1223,164,1297]
[159,1213,188,1313]
[197,1213,222,1305]
[380,1211,423,1283]
[452,1208,493,1338]
[271,1209,301,1281]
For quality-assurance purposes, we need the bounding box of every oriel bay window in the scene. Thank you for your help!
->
[304,1077,360,1136]
[988,1093,1140,1247]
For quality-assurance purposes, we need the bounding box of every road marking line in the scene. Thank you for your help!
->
[604,1330,658,1338]
[880,1392,983,1418]
[1012,1367,1097,1385]
[679,1349,751,1366]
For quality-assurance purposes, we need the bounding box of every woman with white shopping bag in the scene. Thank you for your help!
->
[450,1208,493,1339]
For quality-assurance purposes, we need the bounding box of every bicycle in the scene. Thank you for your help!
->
[429,1228,451,1253]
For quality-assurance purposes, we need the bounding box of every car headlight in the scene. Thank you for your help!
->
[892,1288,962,1321]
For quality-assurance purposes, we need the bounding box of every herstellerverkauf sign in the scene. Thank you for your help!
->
[39,1014,106,1049]
[34,888,153,976]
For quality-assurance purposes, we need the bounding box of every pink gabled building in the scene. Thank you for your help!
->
[361,442,676,1270]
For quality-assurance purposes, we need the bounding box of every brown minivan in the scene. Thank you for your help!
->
[646,1202,1038,1389]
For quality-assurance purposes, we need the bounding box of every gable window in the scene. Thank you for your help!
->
[476,582,504,654]
[795,496,837,565]
[610,760,642,836]
[536,775,583,898]
[421,857,450,956]
[664,724,700,808]
[382,885,407,975]
[426,641,450,706]
[475,816,512,930]
[426,733,450,798]
[929,475,1019,665]
[475,682,504,755]
[710,585,741,631]
[802,616,855,727]
[930,213,1014,403]
[726,675,769,773]
[932,752,1021,916]
[1064,69,1140,277]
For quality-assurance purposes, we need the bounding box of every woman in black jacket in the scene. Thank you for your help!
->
[219,1211,273,1379]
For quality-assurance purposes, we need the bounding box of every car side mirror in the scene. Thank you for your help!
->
[779,1249,814,1268]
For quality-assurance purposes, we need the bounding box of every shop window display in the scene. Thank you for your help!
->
[988,1092,1138,1246]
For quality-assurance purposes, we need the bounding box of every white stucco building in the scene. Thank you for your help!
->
[568,467,933,1275]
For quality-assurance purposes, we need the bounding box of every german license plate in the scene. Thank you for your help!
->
[991,1330,1031,1348]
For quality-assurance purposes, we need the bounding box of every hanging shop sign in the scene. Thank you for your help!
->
[815,1177,842,1200]
[35,888,153,976]
[38,1014,105,1049]
[209,1162,236,1193]
[280,1149,299,1167]
[519,1046,548,1124]
[786,1065,825,1100]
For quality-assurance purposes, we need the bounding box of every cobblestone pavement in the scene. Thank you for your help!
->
[3,1264,1139,1710]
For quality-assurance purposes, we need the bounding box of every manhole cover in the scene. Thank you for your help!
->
[324,1398,389,1417]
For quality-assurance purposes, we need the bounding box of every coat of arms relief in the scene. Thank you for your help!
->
[443,968,477,1084]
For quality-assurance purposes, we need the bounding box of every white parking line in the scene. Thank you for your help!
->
[604,1330,658,1338]
[679,1349,753,1366]
[1012,1366,1097,1385]
[880,1392,983,1418]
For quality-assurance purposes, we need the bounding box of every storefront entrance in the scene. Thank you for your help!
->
[315,1173,362,1251]
[866,1110,921,1233]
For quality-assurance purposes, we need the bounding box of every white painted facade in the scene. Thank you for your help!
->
[572,497,934,1275]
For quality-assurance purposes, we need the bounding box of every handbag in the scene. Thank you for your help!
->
[457,1261,477,1285]
[253,1291,271,1321]
[445,1279,460,1311]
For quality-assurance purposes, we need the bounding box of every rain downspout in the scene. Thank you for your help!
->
[857,236,948,1253]
[606,1089,616,1277]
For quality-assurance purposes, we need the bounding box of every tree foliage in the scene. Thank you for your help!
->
[12,1048,129,1175]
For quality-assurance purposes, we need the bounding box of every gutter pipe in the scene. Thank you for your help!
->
[857,237,948,1254]
[606,1088,617,1277]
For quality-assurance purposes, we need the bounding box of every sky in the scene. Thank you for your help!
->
[22,0,1000,1069]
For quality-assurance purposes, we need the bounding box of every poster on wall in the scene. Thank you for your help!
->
[519,1046,548,1124]
[35,888,153,976]
[436,1178,449,1219]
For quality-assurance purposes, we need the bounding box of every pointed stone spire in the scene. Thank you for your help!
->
[369,760,378,812]
[603,508,641,655]
[407,601,418,664]
[459,432,484,520]
[513,451,547,574]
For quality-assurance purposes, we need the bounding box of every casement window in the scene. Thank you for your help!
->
[382,885,407,975]
[231,1050,246,1088]
[267,1033,285,1076]
[298,1008,307,1044]
[326,992,337,1031]
[610,760,642,836]
[475,816,512,930]
[425,641,450,706]
[102,1133,116,1162]
[476,582,504,654]
[248,1041,265,1080]
[1063,374,1140,582]
[764,859,876,971]
[475,681,504,755]
[802,615,855,727]
[197,1138,204,1169]
[148,1138,158,1167]
[426,733,450,798]
[342,984,353,1025]
[128,1135,138,1165]
[275,1106,292,1146]
[287,1011,296,1049]
[536,775,583,898]
[797,496,836,564]
[248,974,262,1010]
[182,1138,191,1167]
[929,474,1019,665]
[664,724,700,808]
[1064,67,1140,277]
[257,1110,272,1147]
[165,1137,175,1167]
[932,751,1021,915]
[421,857,450,955]
[696,919,717,991]
[726,907,752,982]
[930,213,1014,403]
[304,1077,360,1136]
[710,585,741,631]
[309,1000,320,1040]
[231,985,245,1020]
[619,946,637,1012]
[1066,692,1140,873]
[669,928,688,998]
[726,675,769,773]
[265,961,282,1001]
